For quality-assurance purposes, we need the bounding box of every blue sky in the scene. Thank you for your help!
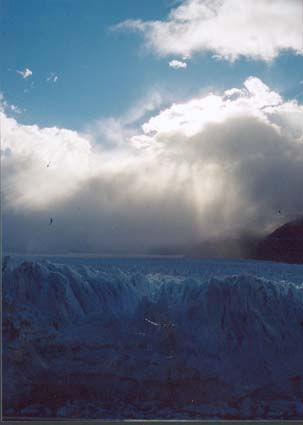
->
[1,0,172,129]
[1,0,302,131]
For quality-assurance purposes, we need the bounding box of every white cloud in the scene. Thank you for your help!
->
[86,90,167,149]
[16,68,32,79]
[169,59,187,69]
[140,77,284,138]
[9,104,23,114]
[1,113,98,210]
[116,0,302,62]
[2,78,303,252]
[0,93,23,114]
[46,72,59,83]
[121,90,165,125]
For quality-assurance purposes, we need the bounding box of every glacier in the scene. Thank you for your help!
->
[2,255,303,419]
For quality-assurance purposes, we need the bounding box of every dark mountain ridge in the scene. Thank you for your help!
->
[255,218,303,264]
[152,218,303,264]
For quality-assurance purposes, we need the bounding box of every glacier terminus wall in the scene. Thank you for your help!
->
[2,256,303,419]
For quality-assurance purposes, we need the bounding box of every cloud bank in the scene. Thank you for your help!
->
[2,77,303,253]
[116,0,302,62]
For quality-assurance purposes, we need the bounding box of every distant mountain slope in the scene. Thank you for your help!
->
[255,219,303,264]
[185,236,260,260]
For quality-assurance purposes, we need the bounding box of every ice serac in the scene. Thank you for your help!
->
[3,256,303,419]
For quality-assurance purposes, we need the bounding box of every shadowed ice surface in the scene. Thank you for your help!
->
[2,255,303,419]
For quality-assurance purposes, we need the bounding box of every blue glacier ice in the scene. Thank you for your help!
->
[2,255,303,419]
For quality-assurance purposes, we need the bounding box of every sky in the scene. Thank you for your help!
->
[1,0,303,254]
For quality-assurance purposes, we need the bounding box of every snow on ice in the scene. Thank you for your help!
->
[2,255,303,419]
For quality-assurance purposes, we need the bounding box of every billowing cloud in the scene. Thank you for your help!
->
[2,77,303,254]
[115,0,302,62]
[1,115,97,210]
[169,60,187,69]
[16,68,32,79]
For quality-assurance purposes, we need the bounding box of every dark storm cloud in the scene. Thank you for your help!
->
[2,78,303,254]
